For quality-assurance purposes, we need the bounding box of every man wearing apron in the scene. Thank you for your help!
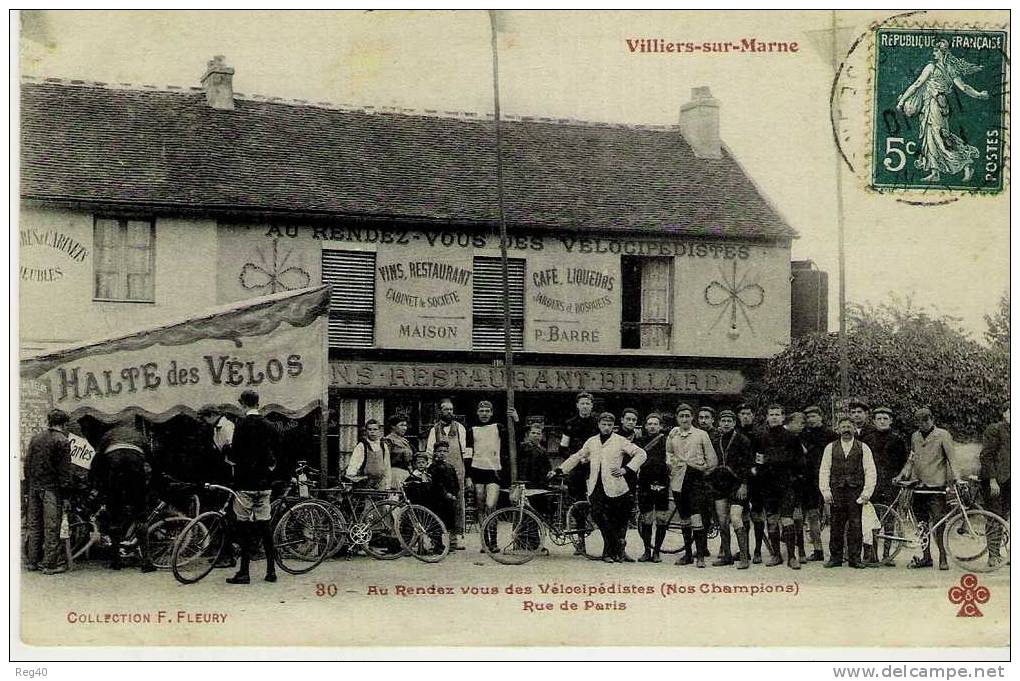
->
[425,398,471,551]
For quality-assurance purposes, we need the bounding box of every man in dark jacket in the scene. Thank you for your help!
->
[559,392,599,556]
[861,405,909,565]
[710,409,755,568]
[980,403,1010,568]
[426,441,460,537]
[25,409,73,573]
[91,421,156,572]
[226,389,279,584]
[636,413,669,563]
[754,404,805,569]
[800,406,836,562]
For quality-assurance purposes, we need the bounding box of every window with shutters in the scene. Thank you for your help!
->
[93,217,155,302]
[472,256,525,351]
[621,256,673,350]
[321,249,376,348]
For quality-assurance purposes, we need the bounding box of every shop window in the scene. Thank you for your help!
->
[93,217,155,302]
[472,256,525,351]
[621,256,672,350]
[321,249,375,348]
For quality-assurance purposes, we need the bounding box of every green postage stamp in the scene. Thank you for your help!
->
[872,28,1007,193]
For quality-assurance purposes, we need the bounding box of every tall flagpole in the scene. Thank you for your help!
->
[489,10,517,483]
[832,10,850,406]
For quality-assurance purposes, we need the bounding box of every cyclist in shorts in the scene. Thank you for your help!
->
[636,413,669,563]
[467,400,518,552]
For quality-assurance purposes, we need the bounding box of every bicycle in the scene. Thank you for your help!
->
[875,477,1009,573]
[297,477,450,563]
[171,483,331,584]
[479,479,594,565]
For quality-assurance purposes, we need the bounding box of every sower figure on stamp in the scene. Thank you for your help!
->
[92,419,156,573]
[559,392,599,556]
[896,39,989,183]
[467,400,518,553]
[709,409,755,569]
[226,389,280,584]
[819,416,877,569]
[636,413,669,563]
[980,402,1010,569]
[894,407,959,571]
[800,405,836,562]
[425,398,471,551]
[666,403,718,568]
[551,412,646,563]
[25,409,73,574]
[860,406,908,566]
[737,403,772,564]
[753,404,804,570]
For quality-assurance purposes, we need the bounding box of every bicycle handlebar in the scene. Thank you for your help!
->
[204,483,240,500]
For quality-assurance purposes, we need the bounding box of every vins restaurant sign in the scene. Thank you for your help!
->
[331,361,745,395]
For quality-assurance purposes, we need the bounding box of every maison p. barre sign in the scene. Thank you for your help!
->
[331,361,744,395]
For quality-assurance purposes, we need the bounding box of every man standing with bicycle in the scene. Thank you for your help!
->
[666,403,717,568]
[709,409,755,569]
[226,389,279,584]
[861,406,909,566]
[894,407,958,570]
[819,416,877,569]
[980,403,1010,568]
[560,392,599,556]
[553,412,646,563]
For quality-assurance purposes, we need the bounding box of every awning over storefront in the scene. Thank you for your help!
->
[20,286,330,423]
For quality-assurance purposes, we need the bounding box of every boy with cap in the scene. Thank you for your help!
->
[861,405,908,565]
[894,408,958,570]
[666,403,718,567]
[552,412,646,562]
[800,406,836,562]
[426,443,459,542]
[709,409,755,568]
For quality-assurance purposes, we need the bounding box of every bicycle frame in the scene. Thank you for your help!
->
[879,482,974,548]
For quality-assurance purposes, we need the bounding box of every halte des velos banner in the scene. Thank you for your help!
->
[20,286,330,423]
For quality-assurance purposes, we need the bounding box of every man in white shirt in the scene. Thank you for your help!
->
[551,412,646,562]
[819,416,877,569]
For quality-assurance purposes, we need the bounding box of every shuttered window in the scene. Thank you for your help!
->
[621,256,672,350]
[93,217,155,302]
[472,256,525,351]
[321,249,375,348]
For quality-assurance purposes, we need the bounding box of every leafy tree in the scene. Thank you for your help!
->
[755,294,1009,441]
[984,290,1010,352]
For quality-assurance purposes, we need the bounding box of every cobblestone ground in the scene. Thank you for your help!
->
[19,523,1009,649]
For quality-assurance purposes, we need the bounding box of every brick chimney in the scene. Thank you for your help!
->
[201,55,235,110]
[679,86,721,159]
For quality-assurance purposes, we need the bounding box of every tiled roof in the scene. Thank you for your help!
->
[20,80,795,239]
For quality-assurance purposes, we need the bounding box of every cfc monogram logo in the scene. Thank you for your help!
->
[948,574,991,617]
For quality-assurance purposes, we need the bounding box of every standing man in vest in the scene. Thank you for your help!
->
[800,405,836,562]
[860,406,908,565]
[551,412,646,563]
[819,416,877,569]
[560,392,599,556]
[226,389,279,585]
[980,402,1010,568]
[345,419,392,491]
[425,398,471,551]
[468,400,518,553]
[710,409,755,568]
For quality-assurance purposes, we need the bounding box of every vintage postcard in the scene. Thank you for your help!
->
[13,9,1010,660]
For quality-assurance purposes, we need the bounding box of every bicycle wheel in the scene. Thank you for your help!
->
[274,501,333,575]
[657,507,686,555]
[565,500,595,554]
[171,512,227,584]
[397,504,450,563]
[482,506,545,565]
[871,503,906,562]
[356,500,407,560]
[147,516,191,570]
[943,509,1010,573]
[321,502,350,558]
[68,510,96,561]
